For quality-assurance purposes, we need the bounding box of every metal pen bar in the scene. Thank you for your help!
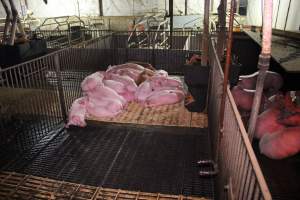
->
[54,54,67,122]
[247,0,273,142]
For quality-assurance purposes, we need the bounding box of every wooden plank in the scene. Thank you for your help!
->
[0,171,208,200]
[87,102,208,128]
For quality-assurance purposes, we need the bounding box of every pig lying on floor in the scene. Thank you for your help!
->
[67,64,186,127]
[66,97,88,128]
[135,75,185,107]
[259,126,300,159]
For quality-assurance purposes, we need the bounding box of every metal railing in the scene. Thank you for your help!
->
[111,30,202,50]
[0,50,65,152]
[0,33,273,200]
[28,29,112,49]
[208,38,272,200]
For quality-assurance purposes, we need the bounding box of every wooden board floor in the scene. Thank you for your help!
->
[88,102,208,128]
[0,171,208,200]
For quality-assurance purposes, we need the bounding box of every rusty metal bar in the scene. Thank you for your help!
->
[201,0,210,66]
[247,0,273,142]
[198,0,234,177]
[216,0,227,61]
[219,0,235,145]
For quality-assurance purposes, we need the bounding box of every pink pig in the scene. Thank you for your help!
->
[86,97,123,118]
[81,72,104,92]
[144,90,185,107]
[259,126,300,159]
[66,97,87,128]
[105,73,137,93]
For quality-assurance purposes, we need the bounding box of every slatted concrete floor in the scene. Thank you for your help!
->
[2,124,214,199]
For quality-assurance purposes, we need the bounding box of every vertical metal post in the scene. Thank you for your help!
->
[169,0,173,49]
[284,0,291,31]
[54,54,68,122]
[236,0,240,14]
[99,0,103,16]
[1,0,12,44]
[185,0,188,15]
[216,0,227,61]
[274,0,281,29]
[247,0,273,142]
[8,0,26,45]
[201,0,210,66]
[218,0,236,160]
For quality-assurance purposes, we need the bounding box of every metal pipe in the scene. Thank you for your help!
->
[274,0,280,29]
[216,0,227,61]
[54,54,68,122]
[169,0,173,49]
[236,0,240,14]
[219,0,236,153]
[185,0,188,15]
[99,0,103,16]
[8,0,26,45]
[198,0,235,178]
[247,0,273,142]
[1,0,12,44]
[284,0,291,31]
[201,0,210,66]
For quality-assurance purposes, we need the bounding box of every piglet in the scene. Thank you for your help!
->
[86,97,123,118]
[81,72,104,92]
[103,79,126,94]
[105,73,137,93]
[107,63,144,74]
[144,90,185,107]
[66,97,87,128]
[259,126,300,159]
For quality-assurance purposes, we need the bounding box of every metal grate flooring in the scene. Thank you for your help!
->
[0,171,208,200]
[1,123,214,199]
[252,139,300,200]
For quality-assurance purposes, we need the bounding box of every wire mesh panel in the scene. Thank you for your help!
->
[30,29,112,49]
[208,39,272,200]
[0,52,64,153]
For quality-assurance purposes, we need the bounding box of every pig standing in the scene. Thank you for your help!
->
[259,126,300,159]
